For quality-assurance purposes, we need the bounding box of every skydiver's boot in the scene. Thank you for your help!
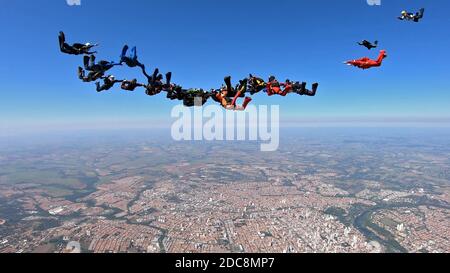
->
[224,76,233,94]
[96,82,103,92]
[417,8,425,19]
[238,79,248,96]
[59,31,66,43]
[89,55,96,68]
[58,32,65,51]
[152,68,159,84]
[166,72,172,88]
[131,46,138,61]
[242,97,252,109]
[120,45,129,63]
[83,55,91,70]
[78,67,84,80]
[309,83,319,96]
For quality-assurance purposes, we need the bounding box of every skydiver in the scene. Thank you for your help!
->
[398,8,425,22]
[120,45,146,71]
[357,40,378,50]
[248,74,266,95]
[266,76,292,96]
[292,82,319,97]
[59,31,98,55]
[121,79,145,91]
[345,50,387,70]
[143,68,161,85]
[182,89,211,107]
[84,55,121,73]
[223,76,245,98]
[166,85,185,100]
[78,66,104,82]
[144,69,165,96]
[215,78,252,111]
[96,76,122,92]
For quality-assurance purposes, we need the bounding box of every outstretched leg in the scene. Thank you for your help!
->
[83,55,91,70]
[131,46,137,60]
[310,83,319,96]
[58,32,66,50]
[242,97,252,109]
[224,76,233,94]
[302,83,319,96]
[78,67,85,80]
[152,68,159,83]
[166,72,172,87]
[298,82,307,95]
[89,55,96,69]
[231,91,241,106]
[120,45,129,62]
[96,82,106,92]
[418,8,425,19]
[232,97,252,111]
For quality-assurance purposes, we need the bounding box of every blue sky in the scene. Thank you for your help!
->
[0,0,449,134]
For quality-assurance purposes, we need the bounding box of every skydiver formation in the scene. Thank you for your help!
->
[59,32,319,110]
[61,7,427,101]
[345,8,425,70]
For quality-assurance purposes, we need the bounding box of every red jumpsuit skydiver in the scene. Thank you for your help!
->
[267,77,293,96]
[346,50,387,70]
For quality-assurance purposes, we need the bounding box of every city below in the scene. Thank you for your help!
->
[0,128,449,253]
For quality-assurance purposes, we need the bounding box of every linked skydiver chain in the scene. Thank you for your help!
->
[59,31,319,111]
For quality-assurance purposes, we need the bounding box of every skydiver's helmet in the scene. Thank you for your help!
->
[85,43,91,47]
[108,76,115,81]
[401,11,407,16]
[269,76,276,82]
